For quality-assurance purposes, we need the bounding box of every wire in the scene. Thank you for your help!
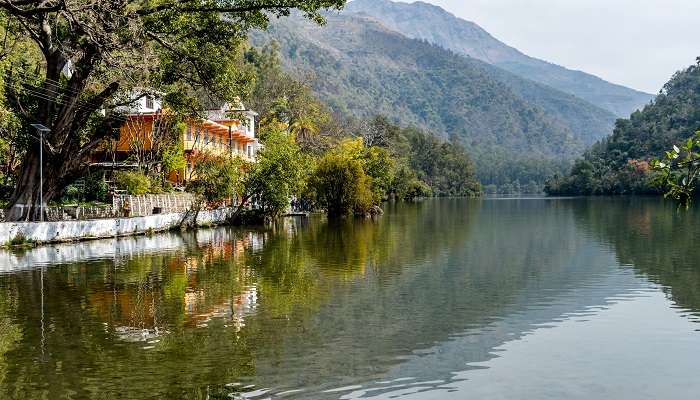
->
[4,70,116,111]
[13,81,108,112]
[6,69,87,98]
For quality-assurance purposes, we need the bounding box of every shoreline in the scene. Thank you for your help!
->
[0,207,235,248]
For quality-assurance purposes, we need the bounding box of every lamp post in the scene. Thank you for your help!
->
[30,124,50,222]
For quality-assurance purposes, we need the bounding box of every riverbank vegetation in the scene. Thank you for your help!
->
[241,45,480,217]
[545,59,700,197]
[116,44,481,221]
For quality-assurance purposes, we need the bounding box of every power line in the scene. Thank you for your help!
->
[6,69,87,98]
[11,79,109,112]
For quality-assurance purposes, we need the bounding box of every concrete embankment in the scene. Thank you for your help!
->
[0,208,233,245]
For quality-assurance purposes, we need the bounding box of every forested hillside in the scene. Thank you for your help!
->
[346,0,654,117]
[243,47,481,199]
[251,13,617,190]
[545,59,700,195]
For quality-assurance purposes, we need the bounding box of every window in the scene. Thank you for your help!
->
[186,126,192,141]
[204,129,209,144]
[145,96,154,109]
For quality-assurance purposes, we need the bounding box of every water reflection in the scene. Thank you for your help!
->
[0,198,699,399]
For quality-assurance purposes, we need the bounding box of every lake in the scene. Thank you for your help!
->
[1,197,700,399]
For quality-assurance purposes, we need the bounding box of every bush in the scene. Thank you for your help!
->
[114,171,151,195]
[242,129,308,217]
[310,152,376,217]
[186,156,241,203]
[84,172,109,202]
[149,174,164,194]
[62,184,82,203]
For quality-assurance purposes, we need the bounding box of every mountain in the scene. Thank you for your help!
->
[346,0,654,117]
[251,15,585,183]
[251,13,619,187]
[545,59,700,195]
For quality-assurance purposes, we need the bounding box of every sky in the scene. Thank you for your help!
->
[396,0,700,93]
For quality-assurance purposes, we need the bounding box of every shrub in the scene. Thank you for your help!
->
[62,184,82,203]
[310,152,376,217]
[241,128,308,217]
[186,156,241,203]
[84,172,109,202]
[114,171,151,195]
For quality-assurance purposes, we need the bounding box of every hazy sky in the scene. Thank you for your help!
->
[396,0,700,93]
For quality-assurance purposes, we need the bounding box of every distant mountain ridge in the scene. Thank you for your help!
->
[251,13,620,187]
[346,0,654,117]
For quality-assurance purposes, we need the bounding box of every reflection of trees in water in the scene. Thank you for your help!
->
[571,197,700,315]
[0,201,483,398]
[0,287,21,389]
[245,199,613,395]
[0,198,636,398]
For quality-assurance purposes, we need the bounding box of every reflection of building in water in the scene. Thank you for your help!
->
[184,286,258,331]
[83,229,268,344]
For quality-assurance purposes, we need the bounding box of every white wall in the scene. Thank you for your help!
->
[0,208,233,245]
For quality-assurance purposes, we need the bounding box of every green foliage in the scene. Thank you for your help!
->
[241,128,308,217]
[6,233,34,247]
[651,131,700,206]
[186,156,242,203]
[245,43,332,151]
[310,151,375,217]
[364,116,480,197]
[362,145,395,199]
[60,172,110,204]
[161,143,187,175]
[546,59,700,196]
[84,173,109,202]
[114,171,151,196]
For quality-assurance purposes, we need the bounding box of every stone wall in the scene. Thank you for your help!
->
[0,207,233,245]
[112,193,196,217]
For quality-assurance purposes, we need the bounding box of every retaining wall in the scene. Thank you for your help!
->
[0,207,233,245]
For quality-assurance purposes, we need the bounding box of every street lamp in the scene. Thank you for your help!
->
[30,123,50,222]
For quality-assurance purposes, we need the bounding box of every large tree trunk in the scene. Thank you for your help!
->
[5,154,60,221]
[5,151,63,222]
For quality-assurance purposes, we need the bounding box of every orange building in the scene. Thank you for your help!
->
[96,94,259,185]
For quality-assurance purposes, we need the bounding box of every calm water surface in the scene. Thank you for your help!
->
[1,197,700,399]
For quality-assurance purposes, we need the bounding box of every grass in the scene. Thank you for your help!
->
[5,233,36,248]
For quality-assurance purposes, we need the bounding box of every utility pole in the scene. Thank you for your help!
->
[30,124,50,222]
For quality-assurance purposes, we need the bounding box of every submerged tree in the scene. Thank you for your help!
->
[0,0,345,221]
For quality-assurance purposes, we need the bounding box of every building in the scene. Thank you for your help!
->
[94,93,259,185]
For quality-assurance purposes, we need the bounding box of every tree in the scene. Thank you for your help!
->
[0,0,346,221]
[546,59,700,197]
[310,150,375,217]
[236,128,308,217]
[186,154,242,205]
[119,113,184,175]
[652,131,700,207]
[244,43,336,153]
